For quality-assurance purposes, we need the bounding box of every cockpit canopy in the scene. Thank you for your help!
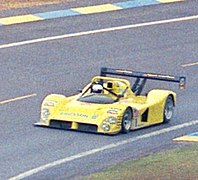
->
[77,76,134,104]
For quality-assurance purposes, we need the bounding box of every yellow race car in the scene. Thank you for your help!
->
[35,67,186,134]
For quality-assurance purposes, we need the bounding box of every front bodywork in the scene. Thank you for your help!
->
[37,94,126,134]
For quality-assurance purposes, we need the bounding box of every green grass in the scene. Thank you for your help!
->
[86,144,198,180]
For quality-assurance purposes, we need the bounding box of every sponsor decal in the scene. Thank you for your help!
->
[179,77,186,89]
[60,112,88,118]
[144,73,175,79]
[107,109,118,115]
[91,113,98,119]
[133,109,139,117]
[43,100,57,107]
[134,119,138,128]
[107,108,122,115]
[116,70,133,74]
[121,100,128,103]
[80,102,93,106]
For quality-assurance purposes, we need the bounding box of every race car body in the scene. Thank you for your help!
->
[35,67,186,134]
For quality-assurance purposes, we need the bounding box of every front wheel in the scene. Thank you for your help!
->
[121,108,132,134]
[163,95,174,123]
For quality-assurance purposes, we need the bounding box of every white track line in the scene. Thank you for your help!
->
[0,93,37,104]
[0,15,198,49]
[9,119,198,180]
[181,62,198,67]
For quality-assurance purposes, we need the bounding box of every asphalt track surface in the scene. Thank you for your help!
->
[0,0,198,179]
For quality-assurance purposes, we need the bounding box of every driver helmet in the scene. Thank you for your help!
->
[92,84,103,93]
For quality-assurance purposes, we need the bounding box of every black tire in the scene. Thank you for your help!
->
[163,95,174,123]
[121,108,132,134]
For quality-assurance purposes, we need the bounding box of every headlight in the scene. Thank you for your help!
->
[105,117,117,124]
[102,124,110,131]
[41,108,50,120]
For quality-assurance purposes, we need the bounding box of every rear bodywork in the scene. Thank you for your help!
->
[35,67,186,134]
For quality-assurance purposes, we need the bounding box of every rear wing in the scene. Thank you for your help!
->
[100,67,186,90]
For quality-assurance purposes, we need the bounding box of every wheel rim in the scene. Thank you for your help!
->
[165,99,174,120]
[123,110,132,130]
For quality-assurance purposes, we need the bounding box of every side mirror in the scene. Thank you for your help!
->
[78,89,82,93]
[118,94,124,98]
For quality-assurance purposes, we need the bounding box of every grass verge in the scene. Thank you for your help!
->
[86,144,198,180]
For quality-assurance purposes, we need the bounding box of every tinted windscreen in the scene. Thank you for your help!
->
[77,94,115,104]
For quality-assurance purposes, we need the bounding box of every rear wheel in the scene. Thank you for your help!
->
[121,108,132,134]
[163,95,174,123]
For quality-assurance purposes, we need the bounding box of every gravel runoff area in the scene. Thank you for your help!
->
[0,0,74,10]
